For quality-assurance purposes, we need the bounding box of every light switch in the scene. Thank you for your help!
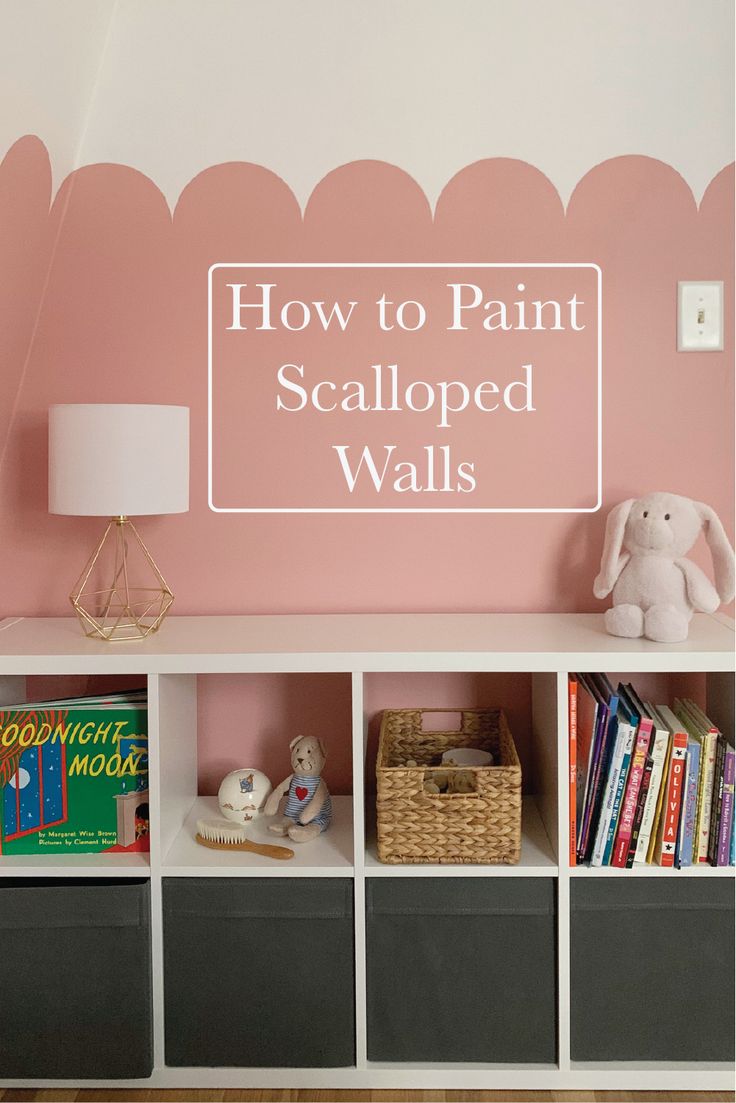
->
[677,281,724,351]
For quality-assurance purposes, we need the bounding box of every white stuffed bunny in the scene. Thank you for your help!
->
[594,492,734,643]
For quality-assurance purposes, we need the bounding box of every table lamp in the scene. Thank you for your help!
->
[49,404,190,641]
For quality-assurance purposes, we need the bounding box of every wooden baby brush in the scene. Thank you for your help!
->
[196,818,294,860]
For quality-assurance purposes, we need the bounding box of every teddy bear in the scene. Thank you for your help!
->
[263,734,332,842]
[593,492,734,643]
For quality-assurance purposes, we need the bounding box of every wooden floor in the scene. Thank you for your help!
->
[0,1091,733,1102]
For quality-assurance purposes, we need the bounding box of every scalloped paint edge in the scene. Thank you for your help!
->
[1,135,733,222]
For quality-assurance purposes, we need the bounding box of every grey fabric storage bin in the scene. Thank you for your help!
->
[0,878,153,1079]
[571,879,735,1061]
[366,877,556,1063]
[163,877,355,1067]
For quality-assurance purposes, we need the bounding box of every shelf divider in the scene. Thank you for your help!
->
[352,671,368,1069]
[147,673,165,1072]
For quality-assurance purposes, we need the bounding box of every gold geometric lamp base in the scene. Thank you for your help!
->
[71,517,174,642]
[49,404,189,642]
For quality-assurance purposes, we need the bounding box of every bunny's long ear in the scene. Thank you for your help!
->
[694,501,735,604]
[595,498,635,597]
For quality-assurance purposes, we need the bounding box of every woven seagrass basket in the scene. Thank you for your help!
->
[376,707,522,864]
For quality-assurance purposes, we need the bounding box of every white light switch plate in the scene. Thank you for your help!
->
[677,280,724,351]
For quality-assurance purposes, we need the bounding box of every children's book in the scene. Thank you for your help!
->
[651,705,688,867]
[627,754,653,867]
[675,698,718,863]
[716,744,734,867]
[708,734,726,865]
[602,726,635,865]
[572,672,609,863]
[676,735,700,868]
[612,684,652,868]
[575,674,606,863]
[634,701,670,866]
[568,675,578,866]
[579,675,618,864]
[591,697,633,867]
[0,691,149,855]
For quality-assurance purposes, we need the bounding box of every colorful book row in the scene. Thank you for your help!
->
[569,676,734,869]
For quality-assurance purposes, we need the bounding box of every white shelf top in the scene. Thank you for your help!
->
[365,795,557,876]
[0,850,150,877]
[0,612,732,673]
[163,794,354,876]
[570,861,735,877]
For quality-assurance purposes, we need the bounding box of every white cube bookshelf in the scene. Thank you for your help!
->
[0,611,733,1090]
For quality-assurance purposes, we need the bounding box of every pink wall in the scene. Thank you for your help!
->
[0,136,733,620]
[196,673,352,796]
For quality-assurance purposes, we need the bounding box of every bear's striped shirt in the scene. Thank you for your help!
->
[284,773,332,831]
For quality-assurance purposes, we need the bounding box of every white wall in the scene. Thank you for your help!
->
[0,0,115,189]
[1,0,734,206]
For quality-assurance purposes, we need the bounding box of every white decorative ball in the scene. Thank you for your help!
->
[217,768,272,825]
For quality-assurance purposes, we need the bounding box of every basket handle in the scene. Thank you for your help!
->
[418,710,474,734]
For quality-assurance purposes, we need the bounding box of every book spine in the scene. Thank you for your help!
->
[658,731,688,866]
[612,722,651,867]
[591,724,625,866]
[708,736,726,865]
[697,733,717,862]
[569,677,578,867]
[690,729,705,863]
[627,756,653,867]
[582,705,618,864]
[716,746,734,867]
[687,726,704,863]
[646,738,671,864]
[679,743,700,867]
[635,731,668,864]
[578,706,607,863]
[674,747,691,868]
[602,728,634,865]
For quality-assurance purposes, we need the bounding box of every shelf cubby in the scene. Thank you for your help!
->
[163,876,355,1068]
[570,878,734,1063]
[568,666,735,877]
[155,670,355,877]
[0,877,153,1079]
[361,670,560,875]
[0,669,151,877]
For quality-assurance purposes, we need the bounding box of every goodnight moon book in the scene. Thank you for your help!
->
[0,690,149,855]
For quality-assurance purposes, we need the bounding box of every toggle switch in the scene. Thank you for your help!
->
[677,281,724,351]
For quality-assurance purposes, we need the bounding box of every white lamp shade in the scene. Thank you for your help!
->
[49,404,189,516]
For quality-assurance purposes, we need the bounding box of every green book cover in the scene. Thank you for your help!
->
[0,696,149,855]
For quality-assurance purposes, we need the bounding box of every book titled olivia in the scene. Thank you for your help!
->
[653,705,689,867]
